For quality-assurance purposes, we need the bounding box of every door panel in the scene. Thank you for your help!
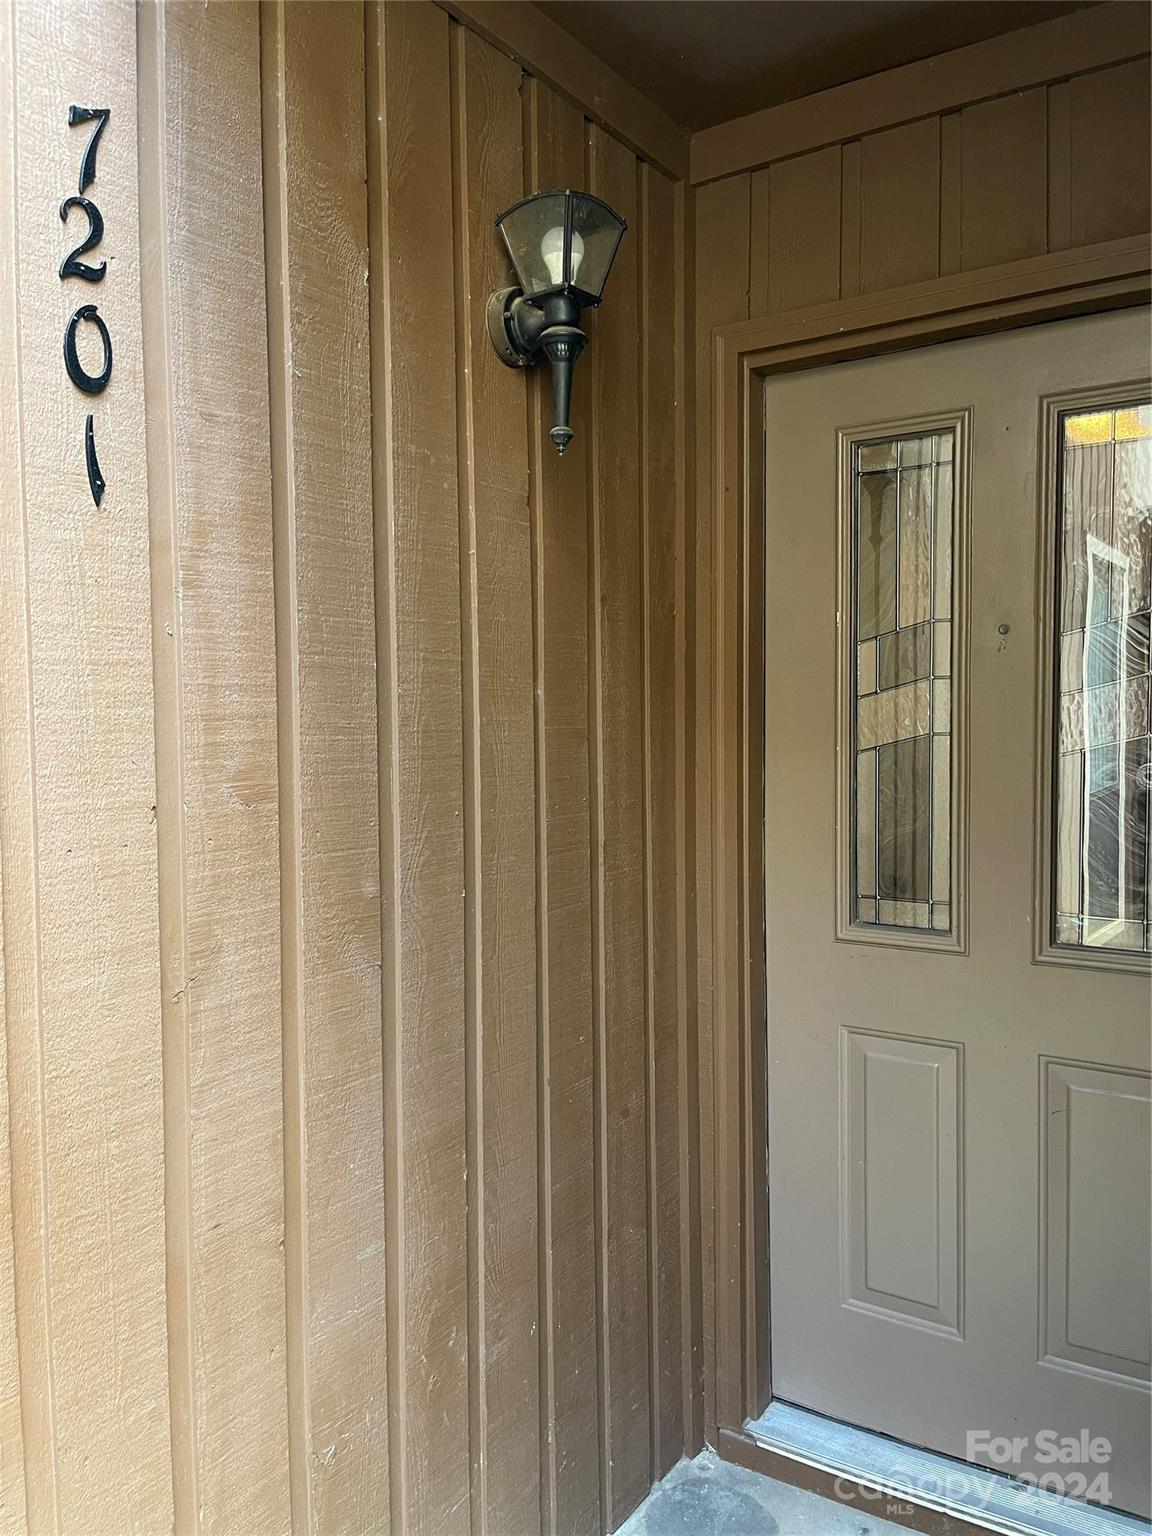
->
[841,1028,962,1335]
[763,309,1152,1518]
[1041,1060,1151,1384]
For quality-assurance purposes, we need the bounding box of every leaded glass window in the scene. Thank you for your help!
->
[1053,402,1151,955]
[851,430,955,933]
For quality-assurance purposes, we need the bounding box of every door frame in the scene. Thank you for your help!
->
[702,231,1151,1529]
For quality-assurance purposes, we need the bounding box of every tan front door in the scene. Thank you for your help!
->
[764,309,1152,1518]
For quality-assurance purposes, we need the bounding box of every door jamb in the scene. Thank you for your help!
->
[703,232,1151,1526]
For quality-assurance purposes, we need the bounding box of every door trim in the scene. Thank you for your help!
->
[702,232,1151,1525]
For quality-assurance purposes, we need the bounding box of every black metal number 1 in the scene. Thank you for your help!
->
[65,106,111,507]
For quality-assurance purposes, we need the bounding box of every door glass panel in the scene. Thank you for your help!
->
[852,429,955,933]
[1053,401,1152,955]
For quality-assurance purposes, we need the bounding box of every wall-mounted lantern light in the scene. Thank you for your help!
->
[487,189,627,455]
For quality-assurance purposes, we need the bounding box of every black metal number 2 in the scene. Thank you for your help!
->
[63,106,111,506]
[59,196,106,280]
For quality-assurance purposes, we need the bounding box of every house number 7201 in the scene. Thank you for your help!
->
[61,106,111,506]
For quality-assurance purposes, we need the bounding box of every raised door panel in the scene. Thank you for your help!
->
[841,1029,962,1337]
[1042,1059,1152,1384]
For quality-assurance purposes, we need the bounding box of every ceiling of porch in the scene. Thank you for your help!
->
[535,0,1101,130]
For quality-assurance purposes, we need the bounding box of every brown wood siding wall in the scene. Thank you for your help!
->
[691,41,1151,1437]
[0,3,692,1533]
[712,57,1152,323]
[712,58,1152,328]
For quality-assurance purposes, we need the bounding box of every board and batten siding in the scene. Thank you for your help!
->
[0,2,693,1533]
[702,53,1152,317]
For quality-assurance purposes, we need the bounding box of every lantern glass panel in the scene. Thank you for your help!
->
[569,193,626,302]
[497,192,569,300]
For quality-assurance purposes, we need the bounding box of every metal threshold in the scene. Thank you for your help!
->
[746,1403,1150,1536]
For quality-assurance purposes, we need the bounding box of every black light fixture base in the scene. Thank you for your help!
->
[486,286,531,369]
[540,324,586,457]
[486,287,588,456]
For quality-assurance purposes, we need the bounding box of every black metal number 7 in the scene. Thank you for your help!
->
[68,106,110,194]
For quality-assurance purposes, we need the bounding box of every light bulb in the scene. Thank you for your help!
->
[541,225,584,286]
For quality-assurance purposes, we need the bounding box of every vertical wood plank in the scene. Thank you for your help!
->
[763,147,841,313]
[674,172,704,1461]
[138,6,291,1531]
[0,4,27,1525]
[748,167,770,318]
[2,1,171,1528]
[692,171,749,1444]
[959,89,1047,269]
[1046,80,1072,253]
[262,4,387,1531]
[709,331,745,1439]
[0,864,21,1536]
[366,4,469,1532]
[740,374,769,1420]
[640,160,683,1480]
[938,113,962,277]
[859,117,941,293]
[523,78,602,1536]
[839,140,862,299]
[450,24,540,1536]
[1068,60,1152,246]
[589,124,650,1531]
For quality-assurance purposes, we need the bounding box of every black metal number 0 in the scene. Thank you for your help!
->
[64,303,112,394]
[59,196,106,281]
